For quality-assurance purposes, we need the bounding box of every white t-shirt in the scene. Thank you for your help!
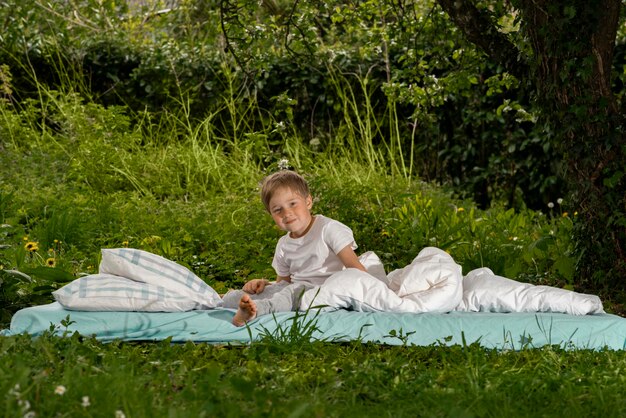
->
[271,214,357,286]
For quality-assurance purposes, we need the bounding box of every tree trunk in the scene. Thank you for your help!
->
[437,0,626,294]
[517,0,626,292]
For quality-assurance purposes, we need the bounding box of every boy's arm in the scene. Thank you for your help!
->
[276,275,292,283]
[243,275,291,294]
[243,279,268,294]
[337,245,367,272]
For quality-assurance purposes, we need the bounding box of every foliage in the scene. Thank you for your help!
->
[0,4,624,412]
[0,0,602,210]
[0,77,590,324]
[439,0,626,293]
[1,332,626,416]
[0,0,623,312]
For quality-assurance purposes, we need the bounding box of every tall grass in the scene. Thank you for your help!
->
[0,68,582,298]
[0,35,592,326]
[323,64,415,180]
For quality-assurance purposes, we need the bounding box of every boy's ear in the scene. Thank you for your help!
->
[306,194,313,209]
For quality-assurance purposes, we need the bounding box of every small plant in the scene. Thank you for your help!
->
[384,328,416,346]
[254,291,328,349]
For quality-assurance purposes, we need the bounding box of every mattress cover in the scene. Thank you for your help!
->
[3,302,625,350]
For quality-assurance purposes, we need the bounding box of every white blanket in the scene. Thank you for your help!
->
[54,247,604,316]
[300,247,604,316]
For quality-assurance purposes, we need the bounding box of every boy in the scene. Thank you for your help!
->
[223,170,366,326]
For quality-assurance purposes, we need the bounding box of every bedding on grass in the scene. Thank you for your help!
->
[2,248,620,350]
[3,302,626,350]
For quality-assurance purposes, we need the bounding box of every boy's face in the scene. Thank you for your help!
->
[268,186,313,238]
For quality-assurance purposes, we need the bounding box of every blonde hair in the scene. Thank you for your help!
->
[260,171,310,211]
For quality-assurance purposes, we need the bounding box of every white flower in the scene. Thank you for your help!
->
[18,399,30,411]
[81,396,90,407]
[54,385,66,396]
[547,202,555,209]
[309,137,321,150]
[557,198,563,205]
[115,411,126,418]
[23,412,36,418]
[277,158,290,170]
[9,383,20,397]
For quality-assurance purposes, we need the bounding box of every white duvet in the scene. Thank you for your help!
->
[54,247,604,316]
[299,248,604,316]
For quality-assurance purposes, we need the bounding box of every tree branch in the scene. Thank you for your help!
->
[436,0,528,78]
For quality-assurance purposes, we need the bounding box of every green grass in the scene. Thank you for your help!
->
[0,82,587,322]
[2,333,626,417]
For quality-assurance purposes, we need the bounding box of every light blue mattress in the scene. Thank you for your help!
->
[3,302,626,350]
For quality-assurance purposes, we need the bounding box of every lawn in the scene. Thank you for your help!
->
[2,331,626,417]
[1,1,625,416]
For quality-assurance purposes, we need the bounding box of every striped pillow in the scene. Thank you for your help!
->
[52,274,203,312]
[98,248,222,309]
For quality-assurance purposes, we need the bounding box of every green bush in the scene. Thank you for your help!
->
[0,0,580,209]
[0,84,583,323]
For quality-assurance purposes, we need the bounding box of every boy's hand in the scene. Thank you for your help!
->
[243,279,270,294]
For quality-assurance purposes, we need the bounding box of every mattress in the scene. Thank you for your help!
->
[3,302,625,350]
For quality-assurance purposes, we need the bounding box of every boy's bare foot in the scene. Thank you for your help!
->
[232,294,257,326]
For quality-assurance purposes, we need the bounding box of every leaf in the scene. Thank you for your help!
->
[22,267,74,283]
[530,236,553,252]
[32,285,58,294]
[229,376,255,394]
[554,256,575,282]
[2,269,33,283]
[603,171,623,188]
[439,237,462,250]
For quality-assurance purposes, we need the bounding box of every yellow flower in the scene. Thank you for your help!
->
[24,241,39,252]
[23,236,29,241]
[122,241,129,247]
[562,212,569,218]
[46,258,56,267]
[457,207,465,212]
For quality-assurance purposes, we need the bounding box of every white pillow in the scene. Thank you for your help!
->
[99,248,222,308]
[52,274,204,312]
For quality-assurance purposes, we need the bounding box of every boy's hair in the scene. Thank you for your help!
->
[261,170,310,211]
